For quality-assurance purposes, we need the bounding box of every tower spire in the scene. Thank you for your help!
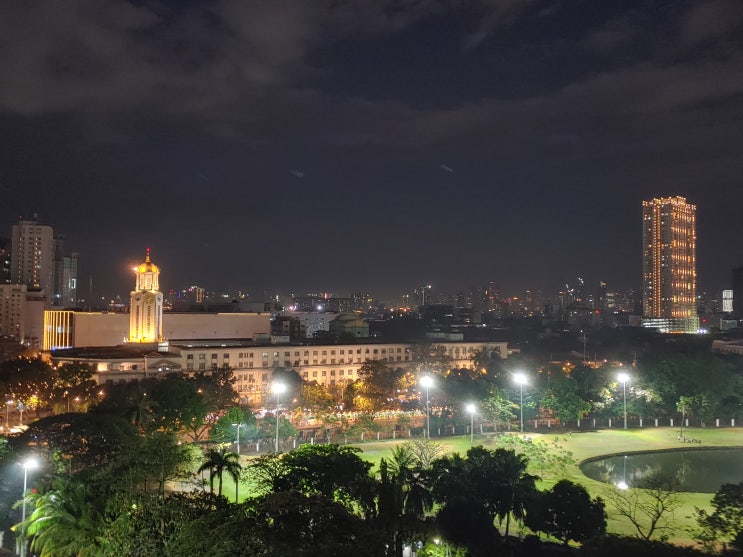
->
[130,248,163,343]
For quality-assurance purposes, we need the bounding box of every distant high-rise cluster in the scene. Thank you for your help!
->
[0,217,79,348]
[642,196,698,333]
[8,218,78,308]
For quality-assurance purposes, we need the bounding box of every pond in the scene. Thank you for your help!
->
[580,447,743,493]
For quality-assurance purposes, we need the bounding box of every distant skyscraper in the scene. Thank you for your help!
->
[722,290,734,314]
[52,235,78,308]
[11,218,54,298]
[129,248,163,343]
[598,281,607,310]
[0,237,11,284]
[642,196,698,333]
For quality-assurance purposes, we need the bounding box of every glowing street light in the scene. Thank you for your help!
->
[272,382,287,453]
[420,375,434,439]
[18,457,39,557]
[616,455,629,490]
[513,373,528,433]
[232,423,242,456]
[617,372,630,429]
[232,423,242,502]
[466,403,476,447]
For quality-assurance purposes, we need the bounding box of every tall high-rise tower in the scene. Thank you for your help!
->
[11,219,54,297]
[52,235,78,308]
[129,248,163,343]
[642,196,698,333]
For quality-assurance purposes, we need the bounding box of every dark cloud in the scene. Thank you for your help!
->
[1,0,742,300]
[679,0,743,46]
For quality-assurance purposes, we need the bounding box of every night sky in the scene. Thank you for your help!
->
[1,0,742,302]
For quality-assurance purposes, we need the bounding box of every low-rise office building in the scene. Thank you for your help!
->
[51,339,513,406]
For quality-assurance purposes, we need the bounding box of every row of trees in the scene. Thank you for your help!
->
[11,428,610,557]
[3,342,742,437]
[0,358,98,419]
[16,425,743,556]
[319,346,743,432]
[3,355,743,556]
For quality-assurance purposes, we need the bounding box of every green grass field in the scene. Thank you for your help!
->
[352,427,743,544]
[213,427,742,545]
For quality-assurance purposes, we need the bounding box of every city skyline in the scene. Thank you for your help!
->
[1,1,742,300]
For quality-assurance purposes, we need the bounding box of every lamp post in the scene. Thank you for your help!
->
[420,375,434,439]
[232,423,242,502]
[232,423,242,456]
[513,373,528,433]
[272,383,287,453]
[617,372,630,429]
[18,457,38,557]
[466,403,476,447]
[5,400,12,430]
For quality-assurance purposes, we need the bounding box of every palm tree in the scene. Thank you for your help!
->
[486,448,537,537]
[377,444,434,557]
[19,480,107,557]
[198,449,241,497]
[128,389,158,430]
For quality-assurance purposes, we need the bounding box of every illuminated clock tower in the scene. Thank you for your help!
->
[129,248,163,343]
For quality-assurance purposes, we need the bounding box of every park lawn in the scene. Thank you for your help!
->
[353,427,743,545]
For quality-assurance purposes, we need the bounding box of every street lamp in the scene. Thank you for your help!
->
[232,423,242,456]
[617,372,630,429]
[232,423,242,502]
[420,375,434,439]
[18,457,39,557]
[272,382,287,453]
[513,373,528,433]
[465,403,476,447]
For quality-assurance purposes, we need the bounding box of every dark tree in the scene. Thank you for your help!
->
[11,412,137,473]
[525,479,606,545]
[53,362,98,412]
[696,481,743,550]
[0,357,55,416]
[210,405,258,445]
[246,491,386,557]
[377,444,434,557]
[436,498,498,557]
[429,447,538,539]
[279,444,375,515]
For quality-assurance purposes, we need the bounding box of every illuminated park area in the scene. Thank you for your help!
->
[352,427,743,545]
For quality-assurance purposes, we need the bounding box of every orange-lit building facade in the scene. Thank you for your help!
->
[642,196,698,333]
[129,249,164,343]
